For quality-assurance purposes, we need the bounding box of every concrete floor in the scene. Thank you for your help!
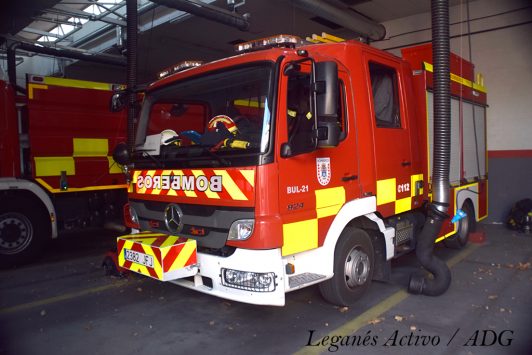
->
[0,224,531,355]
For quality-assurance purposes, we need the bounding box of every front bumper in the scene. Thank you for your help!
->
[117,232,286,306]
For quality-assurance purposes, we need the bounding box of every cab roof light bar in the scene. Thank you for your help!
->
[158,60,204,79]
[235,34,303,53]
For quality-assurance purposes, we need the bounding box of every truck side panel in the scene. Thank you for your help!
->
[404,44,488,240]
[0,80,21,177]
[26,76,126,191]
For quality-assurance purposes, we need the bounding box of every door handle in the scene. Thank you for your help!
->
[342,175,358,182]
[401,161,411,167]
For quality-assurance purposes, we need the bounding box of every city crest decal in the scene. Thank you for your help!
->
[316,157,331,186]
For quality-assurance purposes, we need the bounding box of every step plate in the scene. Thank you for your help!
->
[289,272,326,289]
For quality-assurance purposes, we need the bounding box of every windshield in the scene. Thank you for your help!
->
[134,64,273,168]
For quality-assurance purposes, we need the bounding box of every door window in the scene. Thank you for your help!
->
[369,62,401,128]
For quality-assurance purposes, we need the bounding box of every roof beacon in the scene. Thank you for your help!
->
[158,60,203,79]
[235,35,302,53]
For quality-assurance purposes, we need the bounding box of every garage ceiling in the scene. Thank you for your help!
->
[1,0,463,82]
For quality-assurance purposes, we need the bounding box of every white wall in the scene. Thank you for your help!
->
[0,55,67,89]
[372,0,532,151]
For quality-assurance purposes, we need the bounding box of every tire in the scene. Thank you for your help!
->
[102,255,125,277]
[319,227,374,306]
[444,201,476,249]
[0,197,49,267]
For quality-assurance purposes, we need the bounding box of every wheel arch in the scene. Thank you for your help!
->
[0,178,57,238]
[319,196,392,279]
[346,216,390,281]
[455,184,479,221]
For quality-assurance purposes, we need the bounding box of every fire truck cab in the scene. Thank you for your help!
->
[115,35,487,306]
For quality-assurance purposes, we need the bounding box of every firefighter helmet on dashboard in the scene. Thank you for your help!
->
[207,115,238,135]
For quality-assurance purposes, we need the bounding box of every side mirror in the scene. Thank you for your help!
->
[315,61,340,148]
[113,142,130,165]
[317,119,341,148]
[315,61,338,120]
[280,142,292,158]
[110,91,127,112]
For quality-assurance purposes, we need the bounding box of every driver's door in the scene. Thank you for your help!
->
[277,63,357,257]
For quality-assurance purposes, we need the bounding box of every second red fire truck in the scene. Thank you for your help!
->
[112,35,487,306]
[0,74,127,267]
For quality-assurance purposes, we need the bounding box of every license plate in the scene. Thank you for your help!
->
[124,249,154,267]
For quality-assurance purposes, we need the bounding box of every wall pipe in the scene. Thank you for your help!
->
[5,40,125,94]
[16,42,126,66]
[149,0,250,31]
[408,0,452,296]
[290,0,386,41]
[126,0,138,153]
[6,43,23,93]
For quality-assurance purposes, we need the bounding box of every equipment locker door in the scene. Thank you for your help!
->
[365,57,414,217]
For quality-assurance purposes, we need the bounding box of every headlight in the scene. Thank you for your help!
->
[228,219,254,241]
[221,268,276,292]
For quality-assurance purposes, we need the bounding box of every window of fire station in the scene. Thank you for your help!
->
[369,62,401,128]
[286,74,345,154]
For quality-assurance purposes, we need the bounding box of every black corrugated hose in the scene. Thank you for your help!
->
[126,0,138,153]
[150,0,250,31]
[408,0,452,296]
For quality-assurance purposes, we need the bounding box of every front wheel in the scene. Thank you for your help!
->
[0,197,49,267]
[319,227,374,306]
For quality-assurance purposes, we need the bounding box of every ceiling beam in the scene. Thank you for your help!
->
[48,4,128,27]
[20,27,63,38]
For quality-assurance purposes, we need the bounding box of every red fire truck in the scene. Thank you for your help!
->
[112,35,487,306]
[0,74,128,266]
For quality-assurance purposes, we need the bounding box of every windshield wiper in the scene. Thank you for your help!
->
[188,146,231,167]
[133,149,164,168]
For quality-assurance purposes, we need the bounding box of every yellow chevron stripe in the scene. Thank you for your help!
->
[240,169,255,188]
[170,241,197,270]
[171,170,197,197]
[192,170,220,199]
[141,243,163,279]
[160,235,180,248]
[131,171,141,193]
[214,169,247,200]
[118,239,163,279]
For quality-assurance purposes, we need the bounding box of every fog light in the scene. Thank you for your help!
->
[228,219,254,241]
[221,268,276,292]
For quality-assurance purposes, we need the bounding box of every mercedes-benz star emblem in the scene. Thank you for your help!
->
[164,204,183,235]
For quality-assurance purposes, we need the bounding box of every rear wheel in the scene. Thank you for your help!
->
[0,197,49,267]
[444,201,476,249]
[319,227,374,306]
